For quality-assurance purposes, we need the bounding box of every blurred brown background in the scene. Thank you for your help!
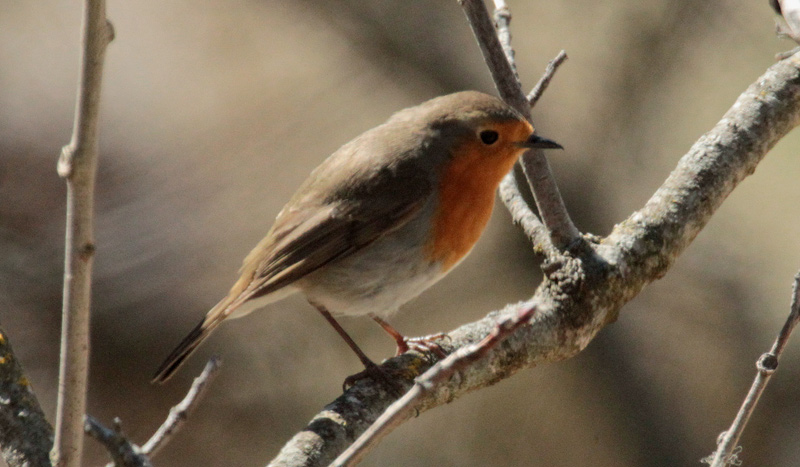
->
[2,1,800,466]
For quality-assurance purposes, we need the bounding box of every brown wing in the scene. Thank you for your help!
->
[152,157,432,383]
[239,192,428,305]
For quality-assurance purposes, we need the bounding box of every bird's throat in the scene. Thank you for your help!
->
[425,140,523,271]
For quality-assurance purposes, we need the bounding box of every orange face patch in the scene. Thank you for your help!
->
[425,119,533,271]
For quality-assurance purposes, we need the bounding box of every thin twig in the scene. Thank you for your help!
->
[528,50,568,108]
[706,272,800,466]
[498,49,570,249]
[330,305,539,467]
[141,356,222,457]
[84,357,221,466]
[52,1,113,466]
[460,0,581,250]
[497,171,550,251]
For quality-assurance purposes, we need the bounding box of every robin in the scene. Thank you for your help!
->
[152,91,561,383]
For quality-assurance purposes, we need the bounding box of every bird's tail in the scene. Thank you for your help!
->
[151,300,231,384]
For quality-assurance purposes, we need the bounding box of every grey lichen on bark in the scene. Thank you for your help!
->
[0,325,54,467]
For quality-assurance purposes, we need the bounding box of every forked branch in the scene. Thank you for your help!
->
[85,358,222,467]
[461,0,581,250]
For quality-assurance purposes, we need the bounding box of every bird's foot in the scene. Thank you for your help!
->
[395,333,449,359]
[343,361,407,398]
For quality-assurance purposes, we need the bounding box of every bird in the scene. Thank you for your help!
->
[152,91,561,384]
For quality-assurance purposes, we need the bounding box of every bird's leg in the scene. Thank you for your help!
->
[313,303,375,369]
[370,314,448,359]
[312,303,404,395]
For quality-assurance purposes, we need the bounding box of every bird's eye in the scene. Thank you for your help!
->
[479,130,499,145]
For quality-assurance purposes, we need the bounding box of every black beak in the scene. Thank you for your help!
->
[518,134,563,150]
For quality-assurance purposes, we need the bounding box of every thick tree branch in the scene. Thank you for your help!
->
[267,50,800,467]
[0,326,53,467]
[706,272,800,466]
[52,1,113,466]
[460,0,581,250]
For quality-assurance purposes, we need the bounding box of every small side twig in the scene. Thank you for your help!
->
[329,305,539,467]
[141,356,221,457]
[85,357,221,467]
[705,271,800,466]
[528,50,568,108]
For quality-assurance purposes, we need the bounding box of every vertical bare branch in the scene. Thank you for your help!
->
[459,0,528,117]
[459,0,580,250]
[0,326,53,467]
[706,272,800,466]
[52,1,114,466]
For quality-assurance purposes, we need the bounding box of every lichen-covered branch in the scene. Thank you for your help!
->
[0,326,53,467]
[267,48,800,467]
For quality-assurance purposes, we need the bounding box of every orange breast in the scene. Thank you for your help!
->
[425,121,531,271]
